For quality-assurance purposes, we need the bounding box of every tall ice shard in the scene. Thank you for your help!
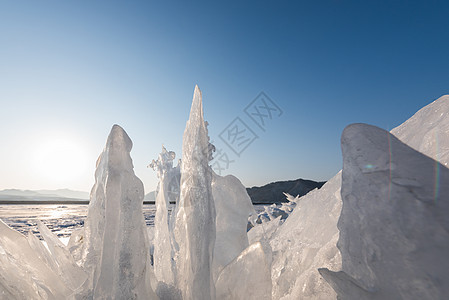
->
[81,124,157,299]
[150,146,177,286]
[174,85,216,300]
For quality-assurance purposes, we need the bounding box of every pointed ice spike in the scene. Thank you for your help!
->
[81,124,157,299]
[188,85,204,128]
[153,146,176,286]
[0,220,71,298]
[37,221,87,290]
[174,85,216,300]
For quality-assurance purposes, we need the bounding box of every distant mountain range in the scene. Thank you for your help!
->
[0,178,325,204]
[144,178,326,204]
[246,178,326,204]
[0,189,89,203]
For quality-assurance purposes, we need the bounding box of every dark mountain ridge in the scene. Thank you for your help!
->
[1,178,326,205]
[246,178,326,204]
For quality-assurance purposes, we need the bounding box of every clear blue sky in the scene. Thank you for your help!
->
[1,1,448,193]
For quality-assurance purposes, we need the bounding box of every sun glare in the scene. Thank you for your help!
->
[33,137,89,185]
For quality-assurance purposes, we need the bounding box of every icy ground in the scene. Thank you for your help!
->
[0,204,178,240]
[0,205,87,240]
[0,89,448,299]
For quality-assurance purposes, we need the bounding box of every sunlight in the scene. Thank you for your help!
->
[47,207,66,219]
[33,137,89,185]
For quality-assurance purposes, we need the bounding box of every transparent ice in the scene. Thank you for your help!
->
[0,92,448,299]
[78,124,157,299]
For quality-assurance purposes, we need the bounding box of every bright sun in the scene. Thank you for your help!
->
[34,138,89,185]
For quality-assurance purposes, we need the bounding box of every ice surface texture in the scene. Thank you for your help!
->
[215,241,272,300]
[211,172,256,282]
[269,173,342,299]
[173,85,216,300]
[0,219,72,299]
[151,146,177,285]
[391,95,449,167]
[268,95,449,299]
[320,123,449,299]
[37,220,87,290]
[80,124,156,299]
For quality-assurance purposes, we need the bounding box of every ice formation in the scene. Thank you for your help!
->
[80,124,156,299]
[0,219,72,299]
[37,221,87,290]
[265,95,449,299]
[268,173,342,299]
[211,173,256,281]
[149,146,178,285]
[1,89,448,299]
[151,85,265,299]
[173,85,216,300]
[320,123,449,299]
[215,241,272,300]
[391,95,449,166]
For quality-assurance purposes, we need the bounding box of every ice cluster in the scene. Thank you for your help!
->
[320,123,449,299]
[0,89,448,299]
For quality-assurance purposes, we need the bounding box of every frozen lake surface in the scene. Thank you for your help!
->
[0,204,266,240]
[0,204,155,240]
